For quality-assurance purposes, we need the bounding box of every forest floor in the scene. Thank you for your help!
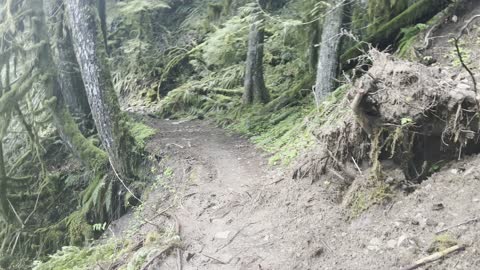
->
[106,116,480,270]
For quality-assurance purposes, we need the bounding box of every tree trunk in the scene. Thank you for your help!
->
[44,0,92,128]
[314,0,344,105]
[34,0,108,172]
[65,0,136,178]
[243,9,269,104]
[0,133,9,222]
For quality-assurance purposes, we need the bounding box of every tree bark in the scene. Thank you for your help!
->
[314,0,344,105]
[65,0,136,178]
[243,9,269,104]
[34,0,109,172]
[0,131,9,222]
[44,0,92,127]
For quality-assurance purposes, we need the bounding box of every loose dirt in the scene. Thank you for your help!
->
[108,116,480,270]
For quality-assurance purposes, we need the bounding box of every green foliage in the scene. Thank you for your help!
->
[397,23,428,59]
[117,0,170,15]
[127,122,156,149]
[32,241,124,270]
[202,15,250,67]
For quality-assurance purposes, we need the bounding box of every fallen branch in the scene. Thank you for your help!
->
[403,244,465,270]
[435,217,479,235]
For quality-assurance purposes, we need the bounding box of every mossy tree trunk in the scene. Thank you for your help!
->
[65,0,136,178]
[243,7,269,104]
[34,0,108,171]
[314,0,345,104]
[44,0,92,131]
[341,0,452,68]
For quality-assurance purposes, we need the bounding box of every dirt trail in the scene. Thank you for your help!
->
[140,118,284,269]
[110,117,480,270]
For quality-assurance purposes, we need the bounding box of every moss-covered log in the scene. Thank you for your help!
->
[340,0,452,69]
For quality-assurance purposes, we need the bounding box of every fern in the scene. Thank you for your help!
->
[117,0,170,15]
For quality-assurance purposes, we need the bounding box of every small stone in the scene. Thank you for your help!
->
[387,239,397,249]
[432,203,445,211]
[214,231,231,240]
[473,198,479,202]
[367,238,382,251]
[311,247,324,258]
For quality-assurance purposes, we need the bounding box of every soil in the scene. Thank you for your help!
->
[108,116,480,270]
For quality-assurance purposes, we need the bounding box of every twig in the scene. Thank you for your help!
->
[140,244,175,270]
[453,14,480,108]
[266,178,285,186]
[216,223,254,252]
[201,253,228,264]
[403,244,465,270]
[435,217,479,235]
[351,156,363,175]
[166,143,185,149]
[162,212,183,270]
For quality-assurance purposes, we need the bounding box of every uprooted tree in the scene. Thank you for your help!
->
[296,50,480,190]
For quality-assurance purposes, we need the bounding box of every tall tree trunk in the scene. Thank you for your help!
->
[44,0,92,129]
[97,0,109,54]
[314,0,344,105]
[65,0,136,178]
[0,124,9,221]
[243,7,269,104]
[34,0,108,172]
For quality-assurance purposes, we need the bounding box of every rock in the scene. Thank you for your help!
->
[311,247,324,258]
[367,238,382,251]
[386,239,397,249]
[432,203,444,211]
[214,231,231,240]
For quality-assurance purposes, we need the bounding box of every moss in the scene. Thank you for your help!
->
[349,182,392,217]
[341,0,451,68]
[428,234,458,253]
